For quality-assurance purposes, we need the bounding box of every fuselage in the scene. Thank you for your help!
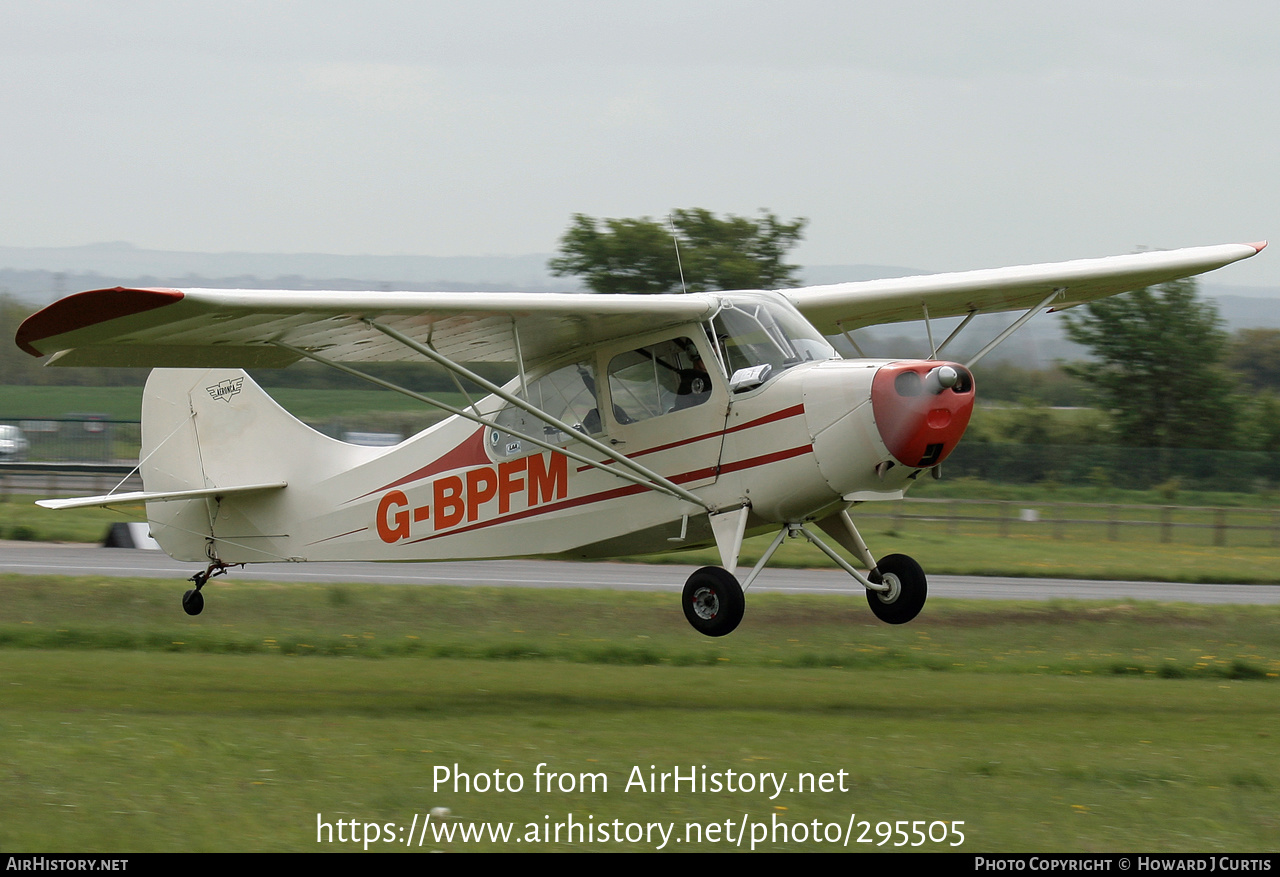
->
[140,292,975,565]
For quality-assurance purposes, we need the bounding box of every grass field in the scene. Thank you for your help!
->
[625,525,1280,584]
[1,575,1277,852]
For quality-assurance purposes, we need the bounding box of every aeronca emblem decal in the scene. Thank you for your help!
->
[206,378,244,403]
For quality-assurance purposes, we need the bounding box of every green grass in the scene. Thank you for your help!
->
[0,495,132,542]
[909,474,1280,509]
[3,575,1279,679]
[1,575,1277,852]
[633,527,1280,584]
[0,385,144,420]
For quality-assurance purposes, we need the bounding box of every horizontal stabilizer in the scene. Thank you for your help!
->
[36,481,288,510]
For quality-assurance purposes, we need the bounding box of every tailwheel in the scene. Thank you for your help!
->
[866,553,927,624]
[182,559,235,616]
[682,566,744,637]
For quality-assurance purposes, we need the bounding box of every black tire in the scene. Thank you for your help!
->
[182,588,205,616]
[866,554,926,624]
[682,566,744,637]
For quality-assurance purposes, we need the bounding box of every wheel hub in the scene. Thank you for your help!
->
[691,586,720,620]
[874,572,901,605]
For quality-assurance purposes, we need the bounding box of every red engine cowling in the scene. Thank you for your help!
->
[871,362,975,468]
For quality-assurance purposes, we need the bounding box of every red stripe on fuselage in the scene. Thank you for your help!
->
[403,443,813,545]
[356,402,806,502]
[355,427,490,500]
[574,403,805,473]
[307,526,369,546]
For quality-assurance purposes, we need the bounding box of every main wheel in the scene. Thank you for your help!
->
[682,566,744,637]
[866,554,926,624]
[182,588,205,616]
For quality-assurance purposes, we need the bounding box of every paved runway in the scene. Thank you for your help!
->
[2,540,1279,604]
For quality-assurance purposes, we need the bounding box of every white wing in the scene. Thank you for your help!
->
[784,242,1266,332]
[17,288,716,368]
[15,242,1264,367]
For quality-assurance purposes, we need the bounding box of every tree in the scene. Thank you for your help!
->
[1061,278,1238,450]
[1227,328,1280,391]
[549,208,806,295]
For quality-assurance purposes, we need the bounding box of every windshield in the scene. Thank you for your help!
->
[709,294,836,378]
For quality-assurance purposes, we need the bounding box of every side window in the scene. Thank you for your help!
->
[489,361,600,459]
[607,337,712,425]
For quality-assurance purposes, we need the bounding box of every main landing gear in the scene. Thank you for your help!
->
[865,553,927,625]
[679,510,927,636]
[682,566,745,637]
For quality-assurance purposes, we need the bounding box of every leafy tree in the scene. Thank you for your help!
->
[1238,390,1280,453]
[1061,279,1238,450]
[1226,328,1280,391]
[967,361,1086,407]
[549,208,806,294]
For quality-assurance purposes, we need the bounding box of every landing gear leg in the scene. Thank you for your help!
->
[807,511,928,624]
[182,559,235,616]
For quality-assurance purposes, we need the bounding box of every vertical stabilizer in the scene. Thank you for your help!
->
[140,368,345,563]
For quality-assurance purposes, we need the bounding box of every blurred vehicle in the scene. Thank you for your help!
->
[0,425,30,461]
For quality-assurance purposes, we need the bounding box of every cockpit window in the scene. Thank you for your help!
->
[709,294,837,379]
[607,337,711,424]
[489,360,599,459]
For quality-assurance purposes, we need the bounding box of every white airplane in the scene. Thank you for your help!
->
[14,242,1265,635]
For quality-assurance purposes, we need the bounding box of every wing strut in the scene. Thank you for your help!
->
[835,321,867,357]
[270,339,713,512]
[935,310,979,358]
[963,288,1063,369]
[360,319,713,510]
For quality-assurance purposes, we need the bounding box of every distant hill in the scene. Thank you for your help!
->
[0,243,571,304]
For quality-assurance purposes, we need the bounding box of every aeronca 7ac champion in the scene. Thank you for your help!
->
[14,241,1266,635]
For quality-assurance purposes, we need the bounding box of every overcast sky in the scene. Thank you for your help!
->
[3,1,1277,286]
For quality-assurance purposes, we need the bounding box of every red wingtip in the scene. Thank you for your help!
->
[15,287,184,357]
[1246,241,1267,253]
